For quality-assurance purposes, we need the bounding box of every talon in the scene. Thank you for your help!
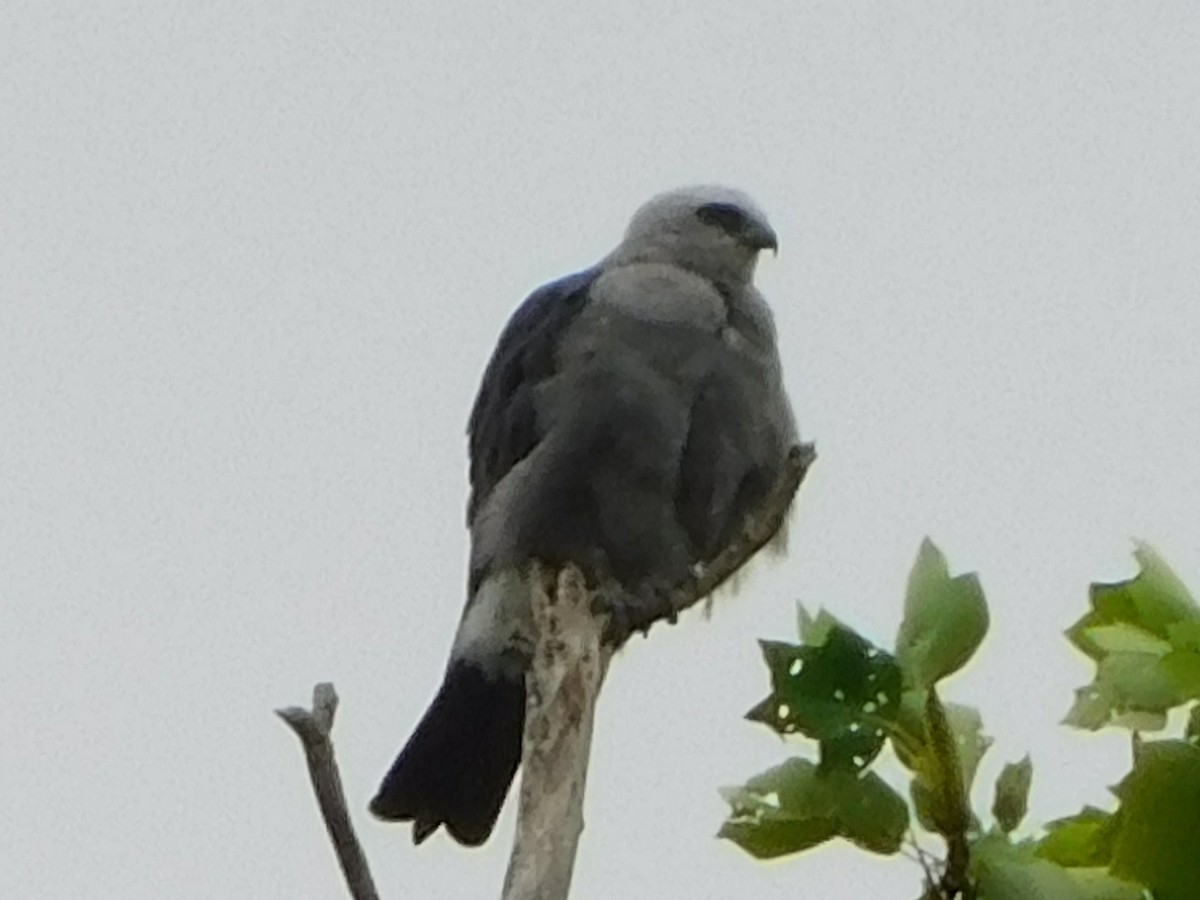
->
[594,589,635,646]
[590,574,692,646]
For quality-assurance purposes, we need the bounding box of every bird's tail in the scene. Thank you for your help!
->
[369,661,525,846]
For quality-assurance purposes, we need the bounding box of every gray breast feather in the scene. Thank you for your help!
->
[587,263,727,330]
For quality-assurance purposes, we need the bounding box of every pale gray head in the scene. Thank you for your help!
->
[610,185,778,291]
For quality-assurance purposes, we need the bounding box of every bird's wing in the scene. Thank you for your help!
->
[467,266,601,522]
[674,292,795,562]
[675,373,773,561]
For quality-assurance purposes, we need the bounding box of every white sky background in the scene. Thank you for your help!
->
[2,1,1198,897]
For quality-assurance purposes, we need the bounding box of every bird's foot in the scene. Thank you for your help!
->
[593,576,692,647]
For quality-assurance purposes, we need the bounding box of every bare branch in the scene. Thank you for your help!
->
[278,684,381,900]
[502,565,610,900]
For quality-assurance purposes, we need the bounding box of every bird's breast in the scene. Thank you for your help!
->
[588,263,727,331]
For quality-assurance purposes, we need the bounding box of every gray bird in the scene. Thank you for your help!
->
[370,185,798,846]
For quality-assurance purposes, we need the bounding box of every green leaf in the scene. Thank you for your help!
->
[904,695,989,836]
[1101,543,1196,628]
[971,835,1080,899]
[746,624,903,772]
[975,858,1093,900]
[1062,869,1148,900]
[1035,806,1119,868]
[1084,623,1172,655]
[1109,739,1200,898]
[1065,545,1200,730]
[1168,619,1200,651]
[992,756,1033,833]
[895,539,990,689]
[972,835,1142,900]
[719,758,908,859]
[944,703,992,799]
[1067,544,1199,659]
[1163,621,1200,696]
[895,694,991,789]
[796,603,840,646]
[1161,648,1200,697]
[1187,705,1200,747]
[1062,686,1114,730]
[1064,652,1185,732]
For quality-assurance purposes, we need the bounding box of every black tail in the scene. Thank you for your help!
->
[370,661,525,846]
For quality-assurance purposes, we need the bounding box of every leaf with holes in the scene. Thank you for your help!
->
[746,623,903,772]
[719,757,908,859]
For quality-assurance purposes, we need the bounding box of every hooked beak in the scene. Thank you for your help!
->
[743,221,778,255]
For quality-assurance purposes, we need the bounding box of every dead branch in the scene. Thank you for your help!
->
[501,564,610,900]
[278,684,380,900]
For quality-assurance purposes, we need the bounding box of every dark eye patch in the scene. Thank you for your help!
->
[695,202,748,233]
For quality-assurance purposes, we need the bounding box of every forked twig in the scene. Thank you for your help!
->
[278,684,380,900]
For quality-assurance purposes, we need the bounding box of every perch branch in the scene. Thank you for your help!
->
[278,684,380,900]
[501,564,610,900]
[501,442,817,900]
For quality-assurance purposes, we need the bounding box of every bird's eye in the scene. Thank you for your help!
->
[696,202,748,233]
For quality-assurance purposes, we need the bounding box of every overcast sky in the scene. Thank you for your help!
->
[3,2,1198,898]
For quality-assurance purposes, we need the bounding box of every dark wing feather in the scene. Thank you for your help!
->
[467,267,600,522]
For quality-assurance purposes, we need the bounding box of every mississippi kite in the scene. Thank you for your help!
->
[371,185,798,845]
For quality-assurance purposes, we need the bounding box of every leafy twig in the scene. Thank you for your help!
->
[924,688,975,899]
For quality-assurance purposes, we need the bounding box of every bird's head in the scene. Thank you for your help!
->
[614,185,778,290]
